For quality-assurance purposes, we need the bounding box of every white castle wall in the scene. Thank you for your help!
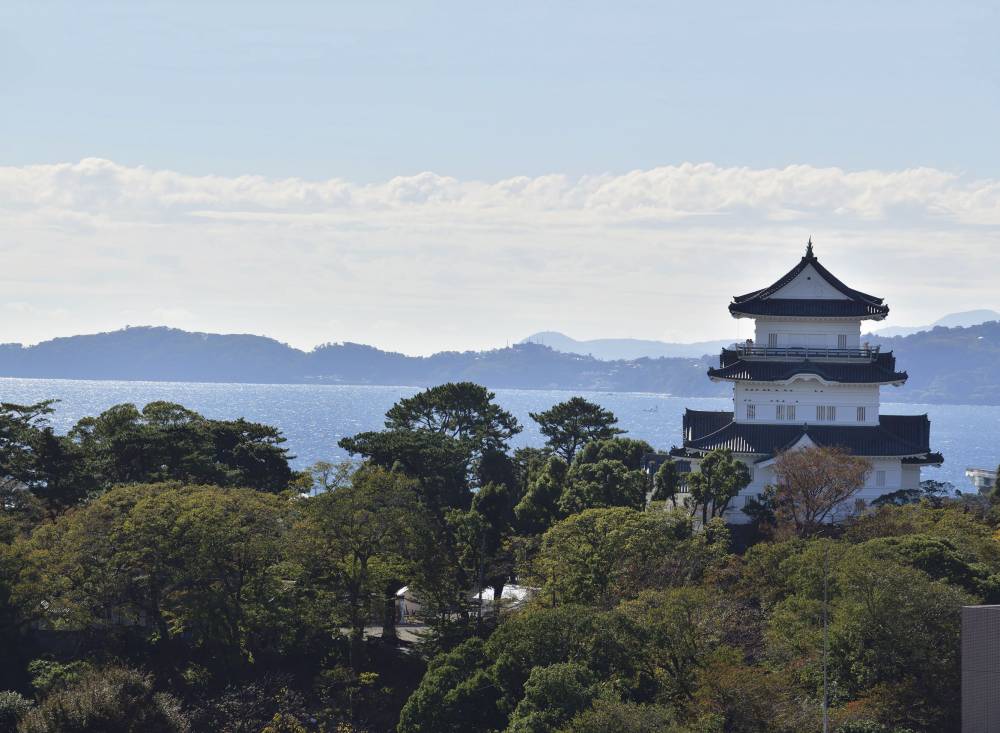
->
[733,379,881,425]
[767,263,848,299]
[753,318,863,349]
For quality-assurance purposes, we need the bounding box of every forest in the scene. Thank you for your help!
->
[2,383,999,732]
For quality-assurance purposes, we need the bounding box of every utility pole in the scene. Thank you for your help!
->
[822,544,830,733]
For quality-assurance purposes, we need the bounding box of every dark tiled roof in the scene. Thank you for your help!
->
[708,356,907,384]
[729,299,890,318]
[682,409,734,442]
[680,409,934,458]
[730,245,889,320]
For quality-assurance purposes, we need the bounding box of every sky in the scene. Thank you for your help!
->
[1,1,999,354]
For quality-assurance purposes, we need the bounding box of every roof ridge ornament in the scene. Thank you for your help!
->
[806,237,814,258]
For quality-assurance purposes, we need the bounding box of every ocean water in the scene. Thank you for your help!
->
[1,377,997,490]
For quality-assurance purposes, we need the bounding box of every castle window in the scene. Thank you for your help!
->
[746,403,756,420]
[857,406,866,422]
[838,334,848,349]
[768,333,778,347]
[876,470,886,488]
[776,404,796,421]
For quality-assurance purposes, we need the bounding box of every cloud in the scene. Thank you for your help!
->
[1,158,999,228]
[0,158,998,353]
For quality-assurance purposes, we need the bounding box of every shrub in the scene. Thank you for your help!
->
[17,666,189,733]
[0,690,32,730]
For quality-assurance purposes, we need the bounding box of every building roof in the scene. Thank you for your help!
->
[680,409,935,459]
[708,351,907,385]
[729,241,890,320]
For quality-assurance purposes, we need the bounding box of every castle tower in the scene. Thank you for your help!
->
[673,241,942,522]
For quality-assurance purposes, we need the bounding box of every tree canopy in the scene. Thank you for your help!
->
[529,397,623,462]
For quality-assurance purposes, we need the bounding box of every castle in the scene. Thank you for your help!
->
[669,241,942,522]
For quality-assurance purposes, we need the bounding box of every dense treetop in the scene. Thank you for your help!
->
[0,383,990,732]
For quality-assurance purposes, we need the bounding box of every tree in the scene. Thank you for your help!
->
[529,397,623,462]
[20,483,291,670]
[558,700,680,733]
[67,402,294,493]
[557,459,647,515]
[618,588,729,705]
[339,429,471,513]
[573,438,652,471]
[651,460,682,507]
[397,638,500,733]
[686,449,751,523]
[384,383,521,459]
[301,460,352,494]
[534,508,690,607]
[505,662,596,733]
[871,480,955,508]
[514,457,568,535]
[291,466,427,670]
[771,446,872,536]
[1,400,91,514]
[17,666,190,733]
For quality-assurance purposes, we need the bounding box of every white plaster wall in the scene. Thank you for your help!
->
[769,264,849,300]
[753,318,862,348]
[733,380,880,424]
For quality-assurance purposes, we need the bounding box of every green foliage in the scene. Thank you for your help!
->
[188,674,311,733]
[339,429,471,512]
[617,588,729,704]
[505,662,596,733]
[397,638,499,733]
[69,401,294,493]
[651,461,681,505]
[835,723,916,733]
[573,438,653,472]
[514,456,567,534]
[17,666,189,733]
[529,397,623,462]
[290,466,428,670]
[0,690,32,731]
[383,382,522,458]
[558,459,647,515]
[21,484,291,669]
[535,508,691,607]
[686,449,750,522]
[0,400,91,513]
[557,700,680,733]
[28,659,91,696]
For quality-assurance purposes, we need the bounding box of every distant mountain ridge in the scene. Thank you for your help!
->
[524,310,1000,360]
[521,331,734,359]
[870,309,1000,338]
[0,327,723,397]
[2,323,1000,405]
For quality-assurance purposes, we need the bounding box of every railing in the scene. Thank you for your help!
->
[733,344,880,362]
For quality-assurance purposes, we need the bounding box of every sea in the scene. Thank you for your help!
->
[1,377,997,491]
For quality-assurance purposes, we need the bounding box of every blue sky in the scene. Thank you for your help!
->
[3,1,998,181]
[1,2,998,353]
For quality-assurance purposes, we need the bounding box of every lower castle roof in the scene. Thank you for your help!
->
[678,409,937,461]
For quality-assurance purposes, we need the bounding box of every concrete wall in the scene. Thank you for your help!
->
[962,605,1000,732]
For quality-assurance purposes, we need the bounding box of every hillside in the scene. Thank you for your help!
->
[2,324,1000,404]
[0,327,724,397]
[520,331,733,359]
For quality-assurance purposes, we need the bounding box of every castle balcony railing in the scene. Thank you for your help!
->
[732,344,880,362]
